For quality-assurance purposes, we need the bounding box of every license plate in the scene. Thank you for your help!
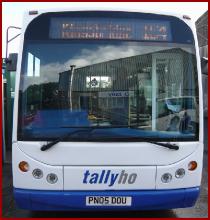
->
[86,196,132,206]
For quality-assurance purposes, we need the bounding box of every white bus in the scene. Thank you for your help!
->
[12,9,203,210]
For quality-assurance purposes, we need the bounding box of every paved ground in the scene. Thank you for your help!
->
[2,119,208,218]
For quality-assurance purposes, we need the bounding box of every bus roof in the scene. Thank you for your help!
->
[25,8,191,22]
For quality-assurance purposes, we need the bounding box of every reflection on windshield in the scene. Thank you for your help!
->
[18,42,199,140]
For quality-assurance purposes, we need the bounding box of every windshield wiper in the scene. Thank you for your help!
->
[83,136,179,150]
[40,126,179,151]
[147,141,179,150]
[40,128,95,151]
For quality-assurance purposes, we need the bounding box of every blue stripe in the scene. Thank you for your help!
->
[14,187,200,210]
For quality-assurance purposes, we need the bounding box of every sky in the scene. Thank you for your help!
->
[2,2,208,57]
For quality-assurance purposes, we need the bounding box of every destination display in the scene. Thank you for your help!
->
[50,17,172,41]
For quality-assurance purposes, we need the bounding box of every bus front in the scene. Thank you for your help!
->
[13,10,203,210]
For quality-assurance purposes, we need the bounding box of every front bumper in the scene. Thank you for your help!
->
[14,187,200,210]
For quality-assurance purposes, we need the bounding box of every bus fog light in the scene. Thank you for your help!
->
[32,169,43,179]
[161,173,172,183]
[19,161,29,172]
[175,168,185,178]
[188,161,197,171]
[47,173,58,184]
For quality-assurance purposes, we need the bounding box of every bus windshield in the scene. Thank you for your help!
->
[18,13,199,141]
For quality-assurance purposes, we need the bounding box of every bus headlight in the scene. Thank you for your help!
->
[32,169,43,179]
[175,168,185,178]
[161,173,172,183]
[47,173,58,184]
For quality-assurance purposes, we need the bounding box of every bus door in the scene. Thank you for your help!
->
[152,53,183,131]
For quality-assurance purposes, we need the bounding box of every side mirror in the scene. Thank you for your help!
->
[201,57,208,74]
[6,53,18,72]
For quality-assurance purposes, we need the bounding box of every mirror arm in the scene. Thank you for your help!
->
[6,26,21,59]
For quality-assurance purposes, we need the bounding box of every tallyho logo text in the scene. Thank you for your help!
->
[83,170,137,187]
